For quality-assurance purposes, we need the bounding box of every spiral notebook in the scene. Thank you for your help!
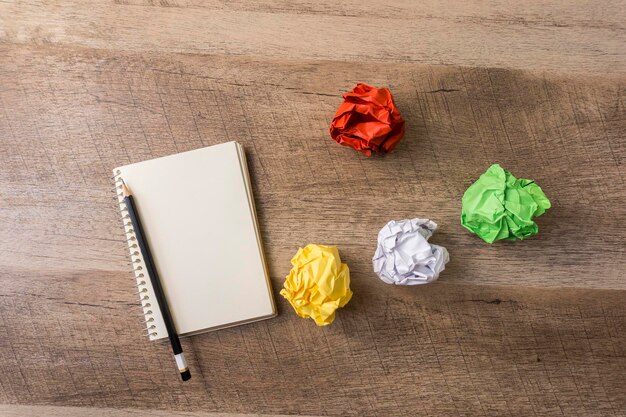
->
[114,142,276,341]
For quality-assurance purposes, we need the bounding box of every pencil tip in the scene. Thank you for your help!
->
[121,180,131,197]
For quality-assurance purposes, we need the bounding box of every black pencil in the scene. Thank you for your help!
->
[122,179,191,382]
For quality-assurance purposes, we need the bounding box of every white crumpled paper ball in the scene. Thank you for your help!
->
[372,218,449,285]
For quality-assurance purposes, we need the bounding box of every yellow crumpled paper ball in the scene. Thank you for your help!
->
[280,244,353,326]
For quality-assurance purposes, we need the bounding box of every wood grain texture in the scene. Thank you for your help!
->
[0,1,625,415]
[0,269,624,415]
[0,44,624,416]
[0,45,624,289]
[1,0,625,73]
[0,405,315,417]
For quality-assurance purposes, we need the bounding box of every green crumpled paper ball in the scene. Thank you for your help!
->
[461,164,551,243]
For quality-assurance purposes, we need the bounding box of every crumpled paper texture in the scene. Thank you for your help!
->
[329,83,405,156]
[373,219,449,285]
[461,164,551,243]
[280,244,352,326]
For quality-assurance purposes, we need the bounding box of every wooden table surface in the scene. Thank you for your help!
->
[0,1,625,416]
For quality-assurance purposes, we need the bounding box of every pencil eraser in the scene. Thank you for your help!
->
[181,369,191,381]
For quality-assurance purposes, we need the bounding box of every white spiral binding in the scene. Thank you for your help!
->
[113,170,157,338]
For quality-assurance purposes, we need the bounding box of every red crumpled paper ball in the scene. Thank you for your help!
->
[329,83,405,156]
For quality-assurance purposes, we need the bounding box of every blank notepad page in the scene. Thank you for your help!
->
[114,142,276,341]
